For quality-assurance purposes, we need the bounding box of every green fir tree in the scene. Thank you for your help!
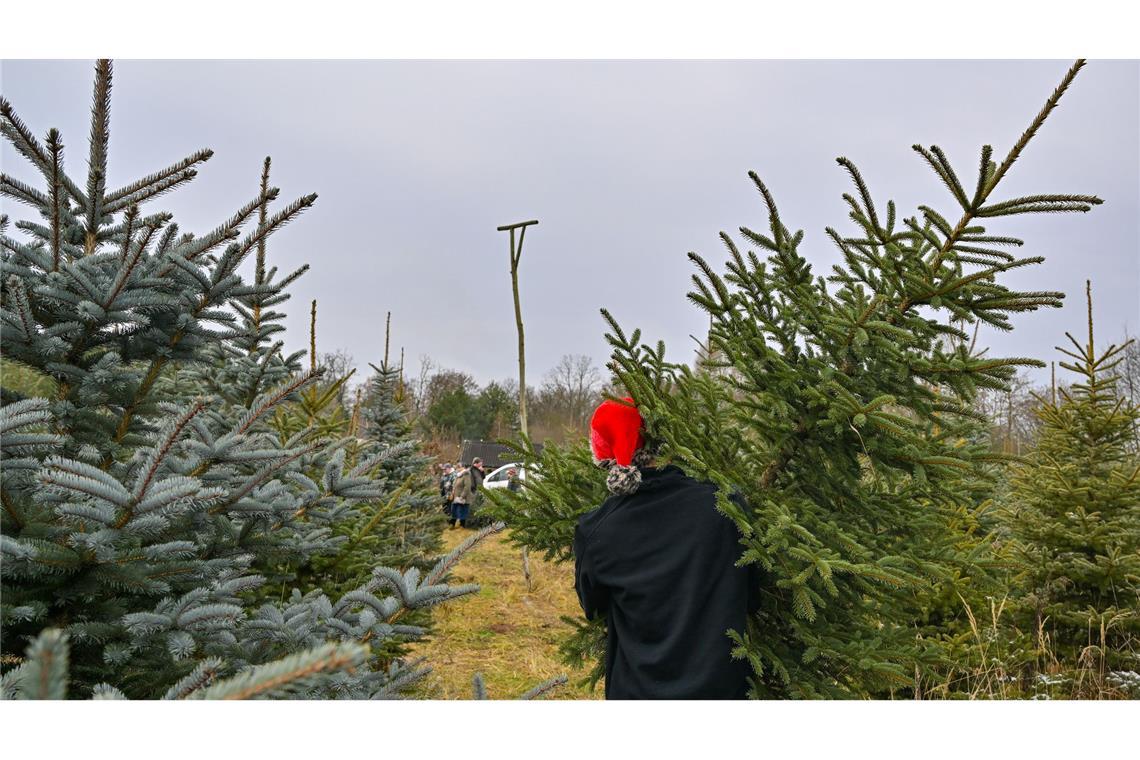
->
[492,60,1104,698]
[1006,282,1140,676]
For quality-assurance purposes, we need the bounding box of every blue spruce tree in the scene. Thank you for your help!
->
[302,312,445,600]
[0,60,508,699]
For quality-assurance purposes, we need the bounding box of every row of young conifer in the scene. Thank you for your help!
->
[2,59,1136,700]
[0,60,564,700]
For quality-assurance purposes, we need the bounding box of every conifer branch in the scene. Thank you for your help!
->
[2,488,25,530]
[972,145,994,207]
[1084,279,1095,371]
[84,60,113,251]
[104,148,213,205]
[0,173,50,208]
[920,60,1094,276]
[384,311,392,368]
[334,476,415,562]
[242,342,285,406]
[130,399,207,504]
[220,193,317,276]
[103,168,198,214]
[5,274,36,340]
[423,521,507,586]
[518,674,569,700]
[0,98,88,206]
[107,357,172,452]
[836,158,885,239]
[188,642,367,700]
[987,60,1086,198]
[748,170,786,248]
[211,442,323,515]
[46,129,64,270]
[117,204,137,264]
[237,369,322,435]
[155,222,180,258]
[0,96,51,173]
[310,299,318,373]
[156,188,278,275]
[252,157,271,331]
[162,657,223,699]
[15,629,70,700]
[40,456,133,507]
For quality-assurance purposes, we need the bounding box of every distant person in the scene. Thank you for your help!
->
[439,463,456,518]
[449,463,473,529]
[469,457,486,491]
[573,398,760,700]
[507,467,522,493]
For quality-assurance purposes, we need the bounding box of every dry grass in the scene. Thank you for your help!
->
[408,527,602,700]
[920,593,1139,700]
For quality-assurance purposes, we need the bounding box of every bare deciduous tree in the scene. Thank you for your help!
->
[424,369,478,409]
[316,348,356,402]
[536,354,603,435]
[410,354,437,418]
[973,371,1048,454]
[1117,329,1140,450]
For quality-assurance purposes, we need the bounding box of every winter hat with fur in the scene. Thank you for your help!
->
[590,397,649,495]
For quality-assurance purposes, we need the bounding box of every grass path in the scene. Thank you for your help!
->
[409,526,602,700]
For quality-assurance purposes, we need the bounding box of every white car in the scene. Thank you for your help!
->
[481,462,539,490]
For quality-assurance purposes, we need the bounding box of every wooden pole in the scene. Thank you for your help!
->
[497,220,538,437]
[497,219,538,592]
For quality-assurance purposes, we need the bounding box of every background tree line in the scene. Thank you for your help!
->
[313,351,611,459]
[317,335,1140,463]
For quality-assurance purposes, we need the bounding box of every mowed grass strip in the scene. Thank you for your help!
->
[409,527,602,700]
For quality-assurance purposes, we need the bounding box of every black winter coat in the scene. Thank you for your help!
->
[573,465,758,699]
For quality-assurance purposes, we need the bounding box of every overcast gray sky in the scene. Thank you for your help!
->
[2,60,1137,388]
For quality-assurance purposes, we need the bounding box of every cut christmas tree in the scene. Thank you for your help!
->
[491,59,1105,698]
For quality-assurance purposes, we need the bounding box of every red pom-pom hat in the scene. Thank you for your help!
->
[590,397,645,467]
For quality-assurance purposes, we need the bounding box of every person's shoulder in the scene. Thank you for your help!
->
[651,467,729,519]
[652,465,717,497]
[575,493,623,542]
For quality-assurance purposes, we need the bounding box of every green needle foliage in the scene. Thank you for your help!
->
[260,307,442,607]
[487,436,607,565]
[471,671,568,700]
[1006,282,1140,675]
[2,626,565,700]
[301,352,444,603]
[355,350,443,568]
[493,60,1103,698]
[0,60,492,699]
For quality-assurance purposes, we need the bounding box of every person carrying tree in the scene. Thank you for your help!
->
[573,398,760,699]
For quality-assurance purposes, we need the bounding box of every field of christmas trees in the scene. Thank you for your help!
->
[2,58,1137,700]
